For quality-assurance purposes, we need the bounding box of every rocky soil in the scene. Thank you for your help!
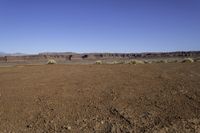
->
[0,63,200,132]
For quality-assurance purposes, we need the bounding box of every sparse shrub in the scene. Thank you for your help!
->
[127,60,144,64]
[144,60,152,64]
[47,59,57,64]
[167,59,178,63]
[111,61,118,64]
[95,60,103,64]
[161,60,167,63]
[111,61,125,64]
[193,58,200,62]
[118,61,125,64]
[181,58,194,63]
[153,60,167,63]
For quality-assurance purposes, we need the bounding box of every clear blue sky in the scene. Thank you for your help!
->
[0,0,200,54]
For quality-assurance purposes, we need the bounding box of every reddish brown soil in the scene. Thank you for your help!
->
[0,63,200,133]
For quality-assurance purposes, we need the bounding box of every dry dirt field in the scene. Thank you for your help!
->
[0,63,200,133]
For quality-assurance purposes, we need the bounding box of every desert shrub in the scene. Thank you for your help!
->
[118,61,125,64]
[127,60,144,64]
[144,60,152,64]
[193,58,200,62]
[111,61,118,64]
[95,60,103,64]
[161,60,168,63]
[181,58,194,63]
[167,59,178,63]
[111,61,125,64]
[47,59,57,64]
[153,60,167,63]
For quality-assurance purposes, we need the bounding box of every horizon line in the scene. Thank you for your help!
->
[1,50,200,56]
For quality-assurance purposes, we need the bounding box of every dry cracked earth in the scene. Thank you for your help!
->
[0,63,200,133]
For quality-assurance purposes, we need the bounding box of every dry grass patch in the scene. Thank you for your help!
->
[181,58,194,63]
[127,60,144,64]
[95,60,103,64]
[193,57,200,62]
[110,61,125,64]
[47,59,57,64]
[167,59,178,63]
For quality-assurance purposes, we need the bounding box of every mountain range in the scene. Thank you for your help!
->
[0,52,26,57]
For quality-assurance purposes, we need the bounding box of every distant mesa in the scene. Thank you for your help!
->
[0,52,26,57]
[39,52,77,55]
[0,52,8,56]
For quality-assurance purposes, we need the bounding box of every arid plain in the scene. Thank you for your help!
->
[0,62,200,132]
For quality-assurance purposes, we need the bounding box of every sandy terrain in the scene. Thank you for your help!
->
[0,63,200,132]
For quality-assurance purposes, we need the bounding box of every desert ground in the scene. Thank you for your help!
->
[0,62,200,133]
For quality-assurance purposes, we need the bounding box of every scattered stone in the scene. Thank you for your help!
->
[26,124,32,128]
[67,126,72,130]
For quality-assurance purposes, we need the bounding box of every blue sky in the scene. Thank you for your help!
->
[0,0,200,54]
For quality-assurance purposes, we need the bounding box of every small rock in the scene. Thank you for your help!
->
[67,126,72,130]
[26,124,32,128]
